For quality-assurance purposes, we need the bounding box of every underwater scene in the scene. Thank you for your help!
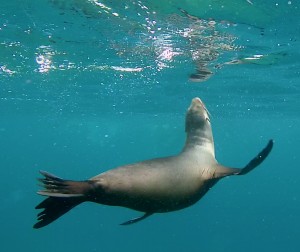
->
[1,1,299,251]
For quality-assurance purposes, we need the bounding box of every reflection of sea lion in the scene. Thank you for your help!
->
[34,97,273,229]
[189,65,213,82]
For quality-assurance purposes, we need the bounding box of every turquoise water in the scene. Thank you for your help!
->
[1,0,299,251]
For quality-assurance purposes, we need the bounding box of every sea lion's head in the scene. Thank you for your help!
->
[185,97,211,133]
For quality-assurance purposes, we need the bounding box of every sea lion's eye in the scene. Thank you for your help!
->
[206,117,210,123]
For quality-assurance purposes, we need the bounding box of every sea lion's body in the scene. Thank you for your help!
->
[34,98,273,229]
[90,153,215,213]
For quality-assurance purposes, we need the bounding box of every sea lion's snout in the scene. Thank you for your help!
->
[188,97,202,110]
[188,97,209,116]
[192,97,202,104]
[185,97,211,132]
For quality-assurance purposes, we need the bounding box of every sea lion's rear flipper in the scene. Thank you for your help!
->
[120,212,153,226]
[34,170,93,229]
[215,140,274,178]
[34,197,84,229]
[37,170,93,197]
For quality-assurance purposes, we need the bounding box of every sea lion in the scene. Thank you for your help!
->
[34,97,273,229]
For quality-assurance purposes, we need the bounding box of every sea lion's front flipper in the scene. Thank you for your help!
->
[120,212,153,226]
[215,139,274,178]
[238,139,273,175]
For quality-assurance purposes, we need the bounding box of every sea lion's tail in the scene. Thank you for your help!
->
[34,171,94,229]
